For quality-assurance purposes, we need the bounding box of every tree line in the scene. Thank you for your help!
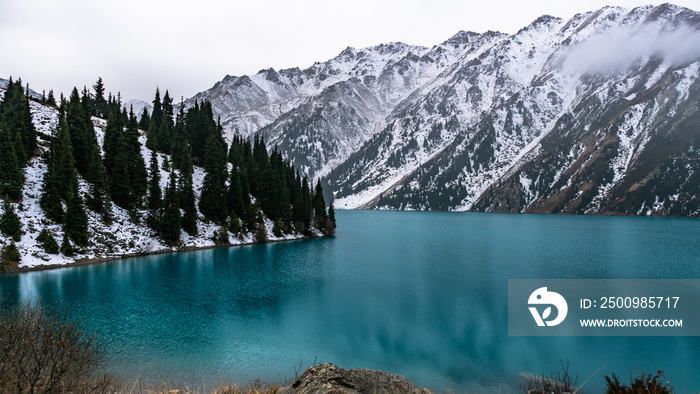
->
[1,77,335,263]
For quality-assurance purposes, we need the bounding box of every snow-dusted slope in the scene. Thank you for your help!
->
[1,99,312,269]
[328,4,700,216]
[186,38,477,178]
[182,3,700,216]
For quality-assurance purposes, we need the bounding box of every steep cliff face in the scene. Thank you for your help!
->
[191,4,700,216]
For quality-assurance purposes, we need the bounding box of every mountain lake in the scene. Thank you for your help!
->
[1,210,699,392]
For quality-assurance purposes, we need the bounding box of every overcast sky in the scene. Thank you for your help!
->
[1,0,698,103]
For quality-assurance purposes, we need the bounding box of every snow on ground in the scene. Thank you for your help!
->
[0,101,317,270]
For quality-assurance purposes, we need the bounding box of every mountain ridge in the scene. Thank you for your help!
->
[188,3,700,216]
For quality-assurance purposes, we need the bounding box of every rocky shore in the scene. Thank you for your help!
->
[278,363,432,394]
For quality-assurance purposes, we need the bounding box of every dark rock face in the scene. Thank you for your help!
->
[278,363,432,394]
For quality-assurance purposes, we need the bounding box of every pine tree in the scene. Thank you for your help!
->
[63,182,88,247]
[37,229,59,254]
[126,107,148,206]
[0,79,36,159]
[60,235,74,256]
[102,105,123,181]
[1,241,20,263]
[0,201,22,241]
[146,88,162,151]
[198,124,228,224]
[66,88,91,175]
[40,112,78,222]
[0,126,23,201]
[313,179,327,225]
[227,169,246,220]
[146,153,162,229]
[328,201,336,227]
[161,171,181,245]
[46,90,56,106]
[103,107,132,209]
[92,77,108,118]
[188,101,217,163]
[138,107,150,131]
[176,136,198,236]
[171,105,188,170]
[73,88,109,216]
[110,147,132,209]
[157,90,174,153]
[13,132,27,167]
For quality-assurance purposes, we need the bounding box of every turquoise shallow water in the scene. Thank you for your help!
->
[1,211,699,392]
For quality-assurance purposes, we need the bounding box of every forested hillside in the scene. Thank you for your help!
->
[0,78,335,271]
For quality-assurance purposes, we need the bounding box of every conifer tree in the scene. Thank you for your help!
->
[1,241,20,263]
[227,169,246,220]
[60,235,74,256]
[102,105,123,180]
[146,88,162,151]
[157,90,174,153]
[103,106,132,209]
[199,123,228,224]
[40,112,78,222]
[146,153,162,229]
[110,147,131,209]
[299,176,313,231]
[0,79,36,159]
[326,201,337,234]
[0,126,23,201]
[13,132,27,168]
[63,182,88,247]
[0,201,22,241]
[161,171,181,245]
[66,88,91,175]
[92,77,108,118]
[46,90,56,106]
[126,107,148,206]
[313,179,327,224]
[138,107,151,131]
[171,105,189,170]
[73,88,109,216]
[188,101,217,163]
[180,173,198,236]
[175,133,198,236]
[37,228,59,254]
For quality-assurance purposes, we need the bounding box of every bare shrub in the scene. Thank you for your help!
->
[524,360,581,394]
[605,370,674,394]
[0,300,120,393]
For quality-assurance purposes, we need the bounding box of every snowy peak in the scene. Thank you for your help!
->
[187,3,700,217]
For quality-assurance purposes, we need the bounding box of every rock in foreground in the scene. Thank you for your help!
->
[278,363,432,394]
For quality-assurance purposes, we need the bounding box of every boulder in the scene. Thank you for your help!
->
[278,363,432,394]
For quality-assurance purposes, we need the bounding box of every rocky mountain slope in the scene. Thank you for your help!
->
[191,3,700,216]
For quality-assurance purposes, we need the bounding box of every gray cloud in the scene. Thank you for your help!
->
[564,22,700,74]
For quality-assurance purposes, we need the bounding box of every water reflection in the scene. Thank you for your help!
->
[0,211,699,392]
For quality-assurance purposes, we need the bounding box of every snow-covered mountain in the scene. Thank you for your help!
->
[124,99,152,119]
[0,77,43,101]
[190,3,700,216]
[185,38,476,178]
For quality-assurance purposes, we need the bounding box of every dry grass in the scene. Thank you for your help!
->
[128,377,281,394]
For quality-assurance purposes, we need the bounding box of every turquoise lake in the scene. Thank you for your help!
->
[1,210,699,392]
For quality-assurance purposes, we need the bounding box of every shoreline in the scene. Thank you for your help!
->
[1,233,328,275]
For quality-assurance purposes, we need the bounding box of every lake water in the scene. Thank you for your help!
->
[1,211,699,392]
